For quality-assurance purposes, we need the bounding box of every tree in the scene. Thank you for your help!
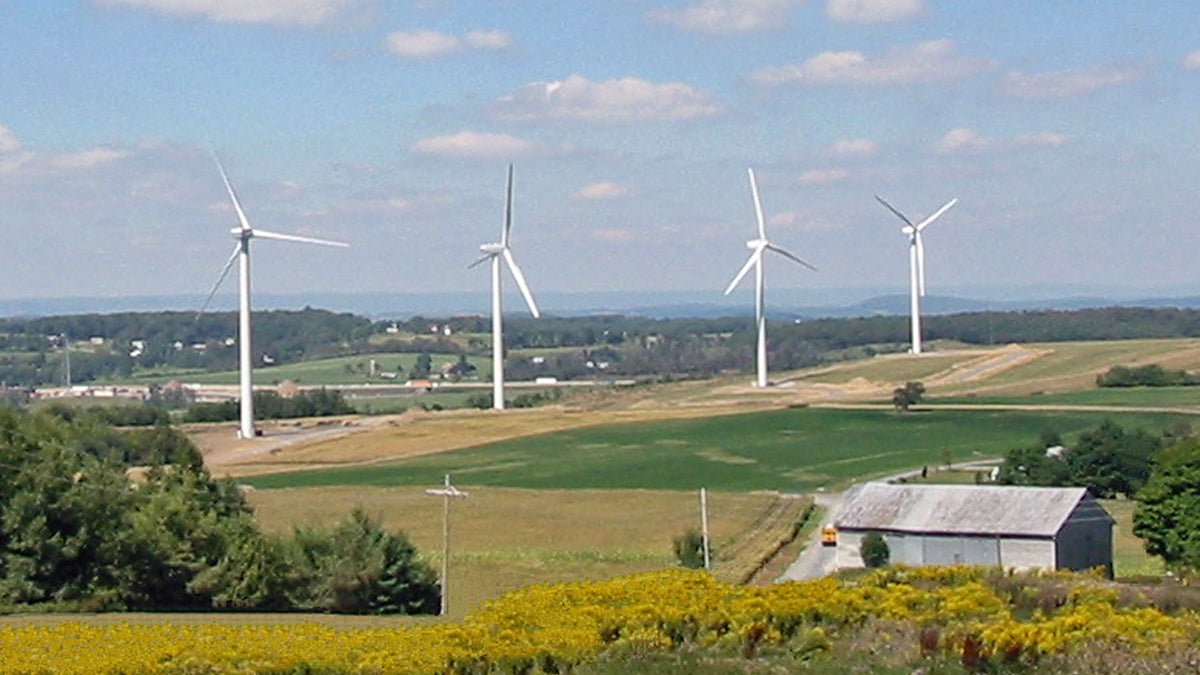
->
[1065,420,1159,498]
[892,381,925,412]
[409,353,433,380]
[861,532,890,568]
[294,508,439,615]
[1133,437,1200,573]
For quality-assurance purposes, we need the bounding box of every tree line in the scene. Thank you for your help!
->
[0,408,439,613]
[994,419,1200,573]
[9,306,1200,388]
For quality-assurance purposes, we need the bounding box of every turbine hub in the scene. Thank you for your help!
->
[231,227,251,239]
[746,238,767,249]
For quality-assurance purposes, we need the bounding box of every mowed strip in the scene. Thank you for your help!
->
[240,407,1193,492]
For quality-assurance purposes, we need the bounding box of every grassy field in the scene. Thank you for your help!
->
[936,339,1200,396]
[932,386,1200,409]
[795,351,980,385]
[122,353,486,387]
[240,407,1191,492]
[246,487,792,617]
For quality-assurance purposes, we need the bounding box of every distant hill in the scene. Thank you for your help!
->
[4,290,1200,320]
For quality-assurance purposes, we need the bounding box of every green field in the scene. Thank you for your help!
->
[242,407,1192,492]
[122,353,485,386]
[933,386,1200,409]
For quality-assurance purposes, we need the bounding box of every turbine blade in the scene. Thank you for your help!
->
[502,248,540,318]
[197,244,240,318]
[916,234,927,296]
[748,168,766,238]
[915,197,958,231]
[723,250,761,295]
[468,252,495,269]
[502,163,514,247]
[875,195,914,227]
[252,229,349,247]
[765,243,818,272]
[213,153,253,233]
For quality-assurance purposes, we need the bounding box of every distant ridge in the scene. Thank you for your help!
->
[3,290,1200,321]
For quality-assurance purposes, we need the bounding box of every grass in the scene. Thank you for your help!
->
[246,486,788,616]
[240,407,1192,492]
[796,351,979,385]
[1102,498,1166,578]
[939,339,1200,395]
[122,353,486,387]
[933,386,1200,409]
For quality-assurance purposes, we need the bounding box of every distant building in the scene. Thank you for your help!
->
[834,483,1113,577]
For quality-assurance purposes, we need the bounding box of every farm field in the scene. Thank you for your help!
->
[932,386,1200,410]
[933,338,1200,396]
[245,487,800,616]
[239,407,1191,492]
[122,352,485,387]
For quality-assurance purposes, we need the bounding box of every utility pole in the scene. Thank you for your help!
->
[62,333,71,388]
[425,474,468,616]
[700,487,711,571]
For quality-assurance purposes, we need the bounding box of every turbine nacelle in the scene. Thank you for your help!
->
[746,238,767,250]
[479,242,505,256]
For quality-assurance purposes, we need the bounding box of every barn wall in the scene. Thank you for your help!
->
[1054,503,1114,577]
[999,538,1055,571]
[837,531,865,568]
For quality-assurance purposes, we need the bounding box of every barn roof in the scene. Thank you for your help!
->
[834,483,1108,538]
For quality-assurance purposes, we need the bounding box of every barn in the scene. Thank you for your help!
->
[834,483,1114,577]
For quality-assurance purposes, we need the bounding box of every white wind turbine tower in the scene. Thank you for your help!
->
[199,155,349,439]
[469,164,540,410]
[724,168,816,388]
[874,195,957,355]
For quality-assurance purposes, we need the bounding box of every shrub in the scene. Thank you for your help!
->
[673,528,710,569]
[861,532,890,568]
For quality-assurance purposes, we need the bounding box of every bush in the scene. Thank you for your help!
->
[293,508,440,615]
[673,528,710,569]
[861,532,890,568]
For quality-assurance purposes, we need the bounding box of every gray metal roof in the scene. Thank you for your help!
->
[834,483,1108,537]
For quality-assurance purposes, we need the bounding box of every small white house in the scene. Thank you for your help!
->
[834,483,1113,577]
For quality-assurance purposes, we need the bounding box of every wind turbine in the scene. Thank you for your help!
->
[199,155,348,439]
[469,164,539,410]
[874,195,957,355]
[724,168,816,388]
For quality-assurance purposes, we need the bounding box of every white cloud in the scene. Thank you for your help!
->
[1000,65,1145,100]
[1185,51,1200,71]
[829,138,877,157]
[492,75,722,123]
[1015,132,1069,148]
[593,228,635,242]
[573,182,632,200]
[464,29,514,51]
[797,168,848,185]
[936,128,1070,155]
[410,131,534,159]
[649,0,801,34]
[825,0,922,24]
[0,124,21,153]
[94,0,364,27]
[50,148,129,170]
[751,39,995,86]
[384,28,515,58]
[935,128,991,155]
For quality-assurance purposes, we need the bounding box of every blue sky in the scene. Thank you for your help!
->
[2,1,1199,306]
